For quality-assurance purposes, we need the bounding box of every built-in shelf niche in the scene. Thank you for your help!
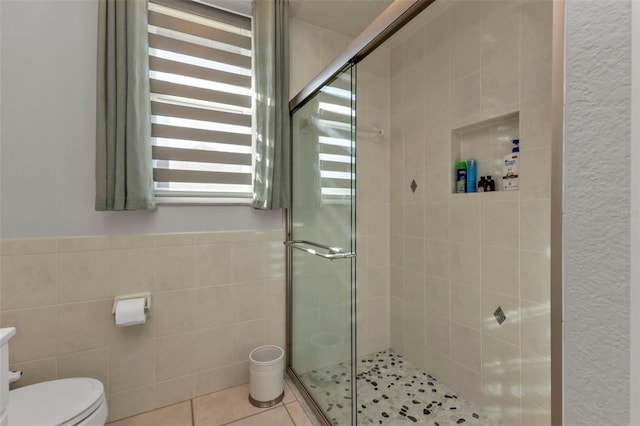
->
[451,112,520,194]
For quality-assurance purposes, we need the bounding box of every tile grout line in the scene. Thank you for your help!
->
[218,403,283,426]
[283,401,297,425]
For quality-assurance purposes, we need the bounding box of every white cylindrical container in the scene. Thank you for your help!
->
[309,332,342,384]
[310,332,341,370]
[248,345,284,408]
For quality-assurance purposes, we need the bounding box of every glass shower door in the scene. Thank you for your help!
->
[287,65,356,425]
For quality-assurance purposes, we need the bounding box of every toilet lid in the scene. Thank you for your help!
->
[9,378,105,426]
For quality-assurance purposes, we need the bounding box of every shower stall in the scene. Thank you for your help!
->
[285,0,559,424]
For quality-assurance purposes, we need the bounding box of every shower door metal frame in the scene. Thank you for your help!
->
[550,1,564,424]
[288,0,435,114]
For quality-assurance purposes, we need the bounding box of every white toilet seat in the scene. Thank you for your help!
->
[8,378,107,426]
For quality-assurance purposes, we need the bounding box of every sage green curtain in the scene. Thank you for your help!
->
[252,0,290,210]
[95,0,156,211]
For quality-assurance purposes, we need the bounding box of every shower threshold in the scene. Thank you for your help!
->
[299,350,491,425]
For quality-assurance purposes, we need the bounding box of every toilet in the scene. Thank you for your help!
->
[0,328,108,426]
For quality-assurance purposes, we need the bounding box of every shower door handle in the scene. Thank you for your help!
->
[284,240,356,260]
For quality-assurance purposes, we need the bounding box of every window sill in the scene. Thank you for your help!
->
[155,196,253,206]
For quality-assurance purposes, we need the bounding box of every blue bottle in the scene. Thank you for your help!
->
[466,159,477,193]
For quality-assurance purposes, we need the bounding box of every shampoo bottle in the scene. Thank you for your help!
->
[478,176,486,192]
[485,175,495,192]
[466,159,477,193]
[502,139,520,191]
[456,162,467,193]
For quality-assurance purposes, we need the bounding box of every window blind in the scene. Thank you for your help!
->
[316,75,355,202]
[148,0,253,199]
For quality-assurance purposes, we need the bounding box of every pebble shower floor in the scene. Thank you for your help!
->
[299,350,492,425]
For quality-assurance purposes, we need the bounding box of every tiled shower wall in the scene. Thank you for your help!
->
[356,50,392,357]
[0,230,285,422]
[387,1,552,425]
[289,19,352,101]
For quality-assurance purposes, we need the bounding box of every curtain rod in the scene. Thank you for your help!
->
[289,0,435,114]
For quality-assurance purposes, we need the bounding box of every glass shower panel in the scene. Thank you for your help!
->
[288,65,357,426]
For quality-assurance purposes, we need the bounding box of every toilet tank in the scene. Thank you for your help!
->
[0,328,16,426]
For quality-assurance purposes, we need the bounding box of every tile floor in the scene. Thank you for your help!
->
[107,381,317,426]
[107,352,488,426]
[298,351,490,425]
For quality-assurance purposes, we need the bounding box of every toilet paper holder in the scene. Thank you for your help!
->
[112,293,151,316]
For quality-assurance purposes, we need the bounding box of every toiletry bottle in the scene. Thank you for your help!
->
[485,175,495,192]
[466,159,477,193]
[456,162,467,193]
[502,139,520,191]
[478,176,486,192]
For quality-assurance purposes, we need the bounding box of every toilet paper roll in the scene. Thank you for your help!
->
[115,298,146,327]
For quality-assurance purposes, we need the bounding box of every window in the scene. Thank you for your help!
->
[148,0,253,202]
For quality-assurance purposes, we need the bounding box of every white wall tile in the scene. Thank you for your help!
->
[1,254,57,310]
[451,323,481,373]
[482,246,520,297]
[390,296,405,335]
[520,250,550,304]
[405,237,425,273]
[521,350,551,411]
[58,251,108,303]
[451,29,481,81]
[481,2,520,68]
[403,269,425,307]
[386,0,552,418]
[425,204,450,241]
[520,199,551,252]
[450,241,481,286]
[451,73,481,126]
[109,340,156,393]
[2,307,58,363]
[155,290,197,337]
[520,94,552,150]
[404,204,425,238]
[154,246,196,292]
[450,202,481,242]
[425,275,450,318]
[9,358,57,390]
[482,334,522,398]
[482,291,521,347]
[195,244,232,286]
[452,363,482,407]
[108,248,154,297]
[58,300,110,354]
[156,333,196,381]
[521,398,551,426]
[426,312,450,355]
[481,57,520,118]
[231,242,264,283]
[405,303,426,342]
[424,8,451,81]
[451,282,482,331]
[519,147,551,200]
[482,201,520,249]
[521,299,550,358]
